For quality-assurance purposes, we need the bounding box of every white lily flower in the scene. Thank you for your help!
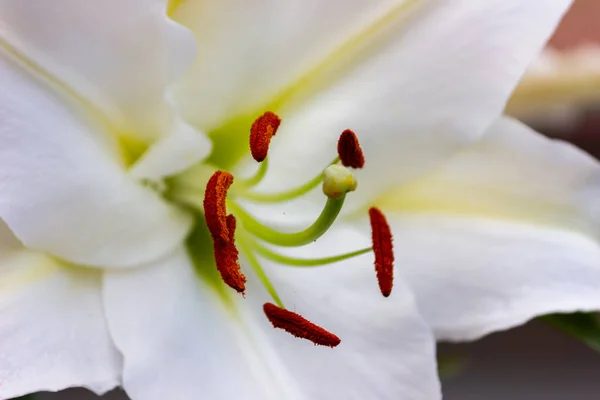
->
[0,0,575,399]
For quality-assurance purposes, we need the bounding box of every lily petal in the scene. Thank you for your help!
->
[0,222,121,398]
[385,215,600,342]
[129,116,212,181]
[378,117,600,234]
[0,0,196,140]
[172,0,572,204]
[103,247,304,400]
[104,229,440,399]
[377,117,600,340]
[0,53,192,268]
[258,226,441,400]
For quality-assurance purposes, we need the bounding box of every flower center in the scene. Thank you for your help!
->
[196,112,396,348]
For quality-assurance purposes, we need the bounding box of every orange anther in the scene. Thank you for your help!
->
[368,207,394,297]
[250,111,281,162]
[203,171,246,293]
[337,129,365,169]
[203,171,233,241]
[263,302,341,347]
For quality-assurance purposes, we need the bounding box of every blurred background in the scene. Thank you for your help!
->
[28,0,600,399]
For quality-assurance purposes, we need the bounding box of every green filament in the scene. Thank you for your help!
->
[239,157,340,203]
[251,239,372,267]
[228,195,346,247]
[237,236,284,308]
[235,158,269,190]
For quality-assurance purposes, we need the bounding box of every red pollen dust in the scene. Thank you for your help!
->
[203,171,247,293]
[368,207,394,297]
[263,303,341,347]
[250,111,281,162]
[337,129,365,169]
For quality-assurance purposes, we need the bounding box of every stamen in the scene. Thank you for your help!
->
[369,207,394,297]
[203,171,234,241]
[337,129,365,169]
[252,238,372,267]
[203,171,247,293]
[240,157,339,203]
[236,158,269,189]
[263,302,341,347]
[250,111,281,163]
[237,236,285,308]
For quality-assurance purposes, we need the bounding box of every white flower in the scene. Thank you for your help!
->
[0,0,575,399]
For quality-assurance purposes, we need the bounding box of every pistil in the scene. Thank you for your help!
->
[228,194,346,247]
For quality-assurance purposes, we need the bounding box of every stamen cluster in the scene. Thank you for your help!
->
[202,111,396,348]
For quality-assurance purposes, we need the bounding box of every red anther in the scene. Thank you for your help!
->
[203,171,234,242]
[250,111,281,162]
[337,129,365,169]
[225,213,237,235]
[203,171,246,293]
[263,302,341,347]
[369,207,394,297]
[212,215,246,293]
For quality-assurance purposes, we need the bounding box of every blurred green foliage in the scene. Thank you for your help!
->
[541,312,600,353]
[438,352,467,380]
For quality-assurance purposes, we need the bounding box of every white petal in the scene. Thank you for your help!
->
[173,0,571,205]
[129,116,212,181]
[104,226,440,400]
[375,117,600,340]
[103,246,304,400]
[387,215,600,342]
[0,53,192,268]
[258,226,441,400]
[0,0,196,140]
[377,117,600,243]
[0,224,121,398]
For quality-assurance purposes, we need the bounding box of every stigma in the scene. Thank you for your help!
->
[322,164,357,200]
[201,111,397,347]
